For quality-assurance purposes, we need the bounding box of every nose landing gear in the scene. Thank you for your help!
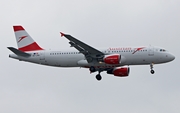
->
[151,70,155,74]
[150,63,155,74]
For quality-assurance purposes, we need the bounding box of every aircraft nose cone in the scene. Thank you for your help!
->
[169,54,175,61]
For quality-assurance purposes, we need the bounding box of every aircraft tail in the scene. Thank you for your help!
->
[13,26,43,52]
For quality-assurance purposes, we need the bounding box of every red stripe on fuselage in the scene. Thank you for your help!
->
[13,26,25,32]
[18,42,43,52]
[132,47,145,54]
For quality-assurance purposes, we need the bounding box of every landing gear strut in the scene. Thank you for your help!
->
[150,63,155,74]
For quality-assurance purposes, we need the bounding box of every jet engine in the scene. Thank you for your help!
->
[107,67,130,77]
[103,54,126,65]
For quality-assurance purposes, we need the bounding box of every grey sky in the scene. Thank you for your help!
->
[0,0,180,113]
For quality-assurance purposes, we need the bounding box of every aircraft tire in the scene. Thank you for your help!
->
[151,70,155,74]
[90,66,96,72]
[96,74,102,81]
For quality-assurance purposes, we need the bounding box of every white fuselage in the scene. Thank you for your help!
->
[9,46,175,68]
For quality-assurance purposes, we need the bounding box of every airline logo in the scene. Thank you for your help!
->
[132,47,144,54]
[18,36,27,43]
[109,47,145,54]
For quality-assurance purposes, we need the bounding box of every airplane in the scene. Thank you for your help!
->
[8,26,175,81]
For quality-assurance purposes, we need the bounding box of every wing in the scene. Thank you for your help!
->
[60,32,105,63]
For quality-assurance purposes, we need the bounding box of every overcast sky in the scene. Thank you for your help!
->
[0,0,180,113]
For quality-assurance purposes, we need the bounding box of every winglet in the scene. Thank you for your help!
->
[60,32,65,37]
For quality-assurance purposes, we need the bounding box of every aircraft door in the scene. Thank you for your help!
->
[40,51,45,60]
[148,46,154,56]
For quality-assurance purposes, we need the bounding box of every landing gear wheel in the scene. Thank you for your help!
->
[89,66,96,72]
[151,70,155,74]
[96,74,102,81]
[150,63,155,74]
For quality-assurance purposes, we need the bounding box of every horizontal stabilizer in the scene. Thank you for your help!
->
[7,47,31,57]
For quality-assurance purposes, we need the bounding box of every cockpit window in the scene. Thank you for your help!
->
[160,49,166,52]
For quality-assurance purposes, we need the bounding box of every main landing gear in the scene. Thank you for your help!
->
[89,66,96,72]
[96,73,102,81]
[150,63,155,74]
[89,66,102,81]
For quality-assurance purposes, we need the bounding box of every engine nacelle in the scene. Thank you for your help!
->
[107,67,130,77]
[103,54,126,65]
